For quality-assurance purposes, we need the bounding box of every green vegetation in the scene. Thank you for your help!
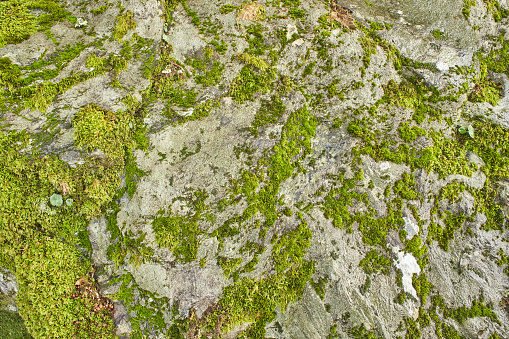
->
[250,94,285,136]
[236,52,269,71]
[321,172,369,230]
[91,5,108,15]
[393,172,419,200]
[468,63,501,106]
[432,30,445,39]
[74,104,133,160]
[204,262,315,337]
[230,65,275,102]
[427,213,466,251]
[113,10,137,41]
[272,214,312,272]
[219,4,236,14]
[16,239,115,338]
[0,310,32,338]
[359,249,392,275]
[462,0,477,19]
[0,0,75,47]
[109,273,169,336]
[152,190,209,262]
[482,0,509,22]
[397,122,427,142]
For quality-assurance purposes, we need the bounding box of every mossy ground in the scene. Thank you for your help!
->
[2,0,509,338]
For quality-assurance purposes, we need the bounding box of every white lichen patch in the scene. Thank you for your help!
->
[394,251,420,299]
[74,18,88,28]
[403,216,419,240]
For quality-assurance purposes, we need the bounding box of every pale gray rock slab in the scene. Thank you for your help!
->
[0,32,54,66]
[88,216,113,266]
[267,283,331,339]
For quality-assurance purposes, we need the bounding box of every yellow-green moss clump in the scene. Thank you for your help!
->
[16,239,116,338]
[0,130,123,338]
[0,0,75,47]
[113,10,137,41]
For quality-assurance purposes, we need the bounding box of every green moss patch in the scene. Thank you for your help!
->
[113,10,137,41]
[152,190,209,262]
[229,65,275,102]
[16,239,115,338]
[0,0,75,47]
[0,310,32,339]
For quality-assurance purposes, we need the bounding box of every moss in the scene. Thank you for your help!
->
[350,323,383,339]
[0,0,74,47]
[431,294,499,325]
[271,213,312,273]
[359,249,392,275]
[404,235,428,260]
[302,61,316,77]
[359,276,371,295]
[235,52,269,72]
[357,202,404,247]
[110,273,170,336]
[349,117,475,179]
[463,119,509,178]
[74,104,133,160]
[321,173,369,230]
[0,310,32,338]
[229,64,275,103]
[16,239,115,338]
[432,30,445,39]
[439,182,466,204]
[470,180,506,231]
[107,230,154,268]
[397,122,426,142]
[468,62,502,106]
[244,24,268,56]
[91,5,108,15]
[462,0,477,19]
[394,292,408,305]
[412,273,433,304]
[218,257,243,278]
[249,94,285,136]
[480,33,509,77]
[186,49,225,86]
[241,106,317,227]
[483,0,509,22]
[85,54,106,71]
[427,213,466,251]
[497,248,508,266]
[311,276,328,299]
[152,190,208,262]
[210,261,314,337]
[219,4,236,14]
[113,10,137,41]
[17,45,128,112]
[359,34,378,69]
[393,172,419,200]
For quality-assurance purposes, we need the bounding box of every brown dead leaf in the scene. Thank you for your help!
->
[330,1,357,29]
[237,2,264,22]
[60,182,71,195]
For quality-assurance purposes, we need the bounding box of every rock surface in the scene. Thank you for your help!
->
[1,0,509,338]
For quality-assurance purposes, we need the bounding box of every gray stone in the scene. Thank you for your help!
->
[267,283,331,339]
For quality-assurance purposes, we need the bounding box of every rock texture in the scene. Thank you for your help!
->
[1,0,509,338]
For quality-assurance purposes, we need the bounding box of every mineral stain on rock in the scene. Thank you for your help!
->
[0,0,509,338]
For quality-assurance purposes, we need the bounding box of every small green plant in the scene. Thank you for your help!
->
[49,194,63,207]
[458,124,475,138]
[432,30,445,39]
